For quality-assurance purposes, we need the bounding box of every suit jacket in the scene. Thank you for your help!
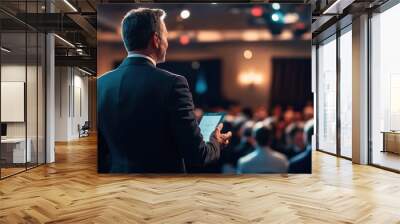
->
[97,57,221,173]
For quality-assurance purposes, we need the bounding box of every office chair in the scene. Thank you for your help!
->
[78,121,90,138]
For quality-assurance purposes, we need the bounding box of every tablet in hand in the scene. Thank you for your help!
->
[199,112,225,142]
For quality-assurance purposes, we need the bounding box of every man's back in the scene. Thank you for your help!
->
[97,57,220,173]
[237,147,288,173]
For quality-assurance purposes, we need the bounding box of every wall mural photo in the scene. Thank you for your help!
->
[97,3,312,174]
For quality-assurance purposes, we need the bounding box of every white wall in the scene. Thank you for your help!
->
[1,65,26,139]
[55,67,89,141]
[1,65,38,137]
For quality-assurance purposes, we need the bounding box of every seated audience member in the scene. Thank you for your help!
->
[228,103,242,117]
[271,105,283,123]
[237,123,289,174]
[303,102,314,121]
[284,110,304,145]
[253,106,268,121]
[304,118,314,143]
[230,116,247,147]
[283,106,295,125]
[285,126,307,159]
[289,125,313,173]
[233,121,256,166]
[242,107,254,120]
[270,120,287,154]
[217,118,245,167]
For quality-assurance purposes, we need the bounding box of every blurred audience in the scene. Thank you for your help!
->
[196,104,314,173]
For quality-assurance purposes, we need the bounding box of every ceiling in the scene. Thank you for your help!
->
[0,0,390,74]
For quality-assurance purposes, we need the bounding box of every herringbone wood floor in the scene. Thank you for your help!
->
[1,135,400,224]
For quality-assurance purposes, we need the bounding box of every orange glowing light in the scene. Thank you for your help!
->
[179,35,190,45]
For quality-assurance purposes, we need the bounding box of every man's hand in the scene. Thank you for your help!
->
[212,123,232,146]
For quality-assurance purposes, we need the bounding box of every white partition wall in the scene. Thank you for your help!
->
[55,67,89,141]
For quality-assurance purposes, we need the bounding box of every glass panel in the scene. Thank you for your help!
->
[38,32,45,165]
[27,31,38,169]
[371,3,400,171]
[339,29,352,158]
[317,37,337,154]
[1,30,28,177]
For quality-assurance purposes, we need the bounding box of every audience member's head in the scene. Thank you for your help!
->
[228,103,242,116]
[303,103,314,121]
[304,121,314,146]
[240,121,255,138]
[272,105,283,120]
[254,106,268,121]
[252,123,273,147]
[293,111,303,122]
[283,107,295,124]
[237,121,256,147]
[289,126,306,150]
[242,107,253,119]
[229,116,247,146]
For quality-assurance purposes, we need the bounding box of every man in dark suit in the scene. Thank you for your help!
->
[97,8,232,173]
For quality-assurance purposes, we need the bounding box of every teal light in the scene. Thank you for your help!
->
[195,71,208,95]
[271,12,284,23]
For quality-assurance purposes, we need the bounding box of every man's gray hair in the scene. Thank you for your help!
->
[121,8,166,51]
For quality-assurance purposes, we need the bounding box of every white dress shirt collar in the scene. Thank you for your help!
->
[127,52,157,66]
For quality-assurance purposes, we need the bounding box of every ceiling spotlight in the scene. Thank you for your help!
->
[78,67,94,76]
[271,13,280,22]
[272,3,280,10]
[54,34,75,48]
[243,50,253,59]
[180,9,190,19]
[63,0,78,12]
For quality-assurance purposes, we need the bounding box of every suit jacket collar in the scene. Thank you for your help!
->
[127,52,157,66]
[119,56,156,68]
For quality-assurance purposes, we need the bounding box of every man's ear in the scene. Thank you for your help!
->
[150,33,159,49]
